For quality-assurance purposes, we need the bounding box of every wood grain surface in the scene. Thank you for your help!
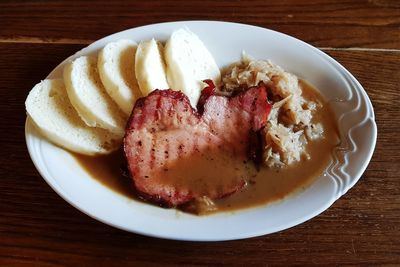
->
[0,0,399,266]
[0,0,399,48]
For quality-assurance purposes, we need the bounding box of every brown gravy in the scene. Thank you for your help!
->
[73,81,339,214]
[149,146,252,197]
[73,149,136,198]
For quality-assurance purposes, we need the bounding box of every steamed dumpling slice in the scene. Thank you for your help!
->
[98,39,142,115]
[135,38,169,96]
[25,79,121,155]
[64,55,126,137]
[165,28,221,107]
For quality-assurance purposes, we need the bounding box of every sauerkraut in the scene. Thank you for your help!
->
[221,55,324,168]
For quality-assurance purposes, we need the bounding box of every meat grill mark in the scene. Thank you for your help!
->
[149,129,156,170]
[164,138,170,161]
[156,93,162,111]
[124,87,271,207]
[129,97,145,130]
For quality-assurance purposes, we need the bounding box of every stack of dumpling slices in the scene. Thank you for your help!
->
[25,28,221,155]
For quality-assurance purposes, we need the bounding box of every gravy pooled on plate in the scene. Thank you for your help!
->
[74,81,339,214]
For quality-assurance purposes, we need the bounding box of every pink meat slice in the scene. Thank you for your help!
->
[124,87,270,207]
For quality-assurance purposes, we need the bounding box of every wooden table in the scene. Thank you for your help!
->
[1,1,399,266]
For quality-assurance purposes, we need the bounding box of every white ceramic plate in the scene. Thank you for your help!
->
[25,21,377,241]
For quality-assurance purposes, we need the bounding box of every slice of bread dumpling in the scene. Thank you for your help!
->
[64,55,126,136]
[25,79,121,155]
[98,40,142,115]
[165,28,221,107]
[135,38,169,96]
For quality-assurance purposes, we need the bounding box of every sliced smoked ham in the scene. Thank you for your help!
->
[124,86,271,207]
